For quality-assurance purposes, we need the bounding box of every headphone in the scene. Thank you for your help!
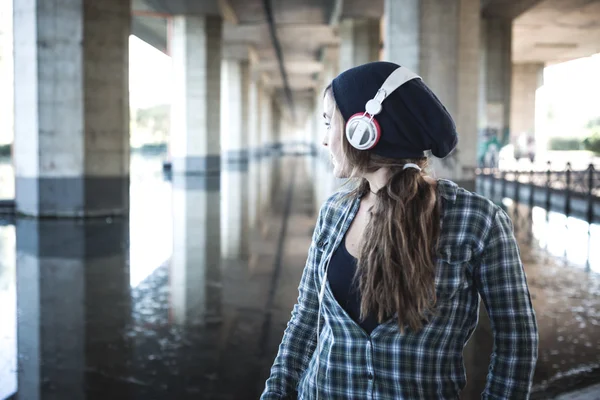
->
[345,66,422,151]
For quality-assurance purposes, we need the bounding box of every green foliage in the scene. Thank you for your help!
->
[0,144,11,157]
[135,104,170,134]
[547,137,583,151]
[131,142,168,154]
[583,134,600,155]
[586,117,600,130]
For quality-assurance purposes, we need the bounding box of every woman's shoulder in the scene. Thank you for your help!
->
[438,178,498,215]
[437,179,505,255]
[319,187,356,215]
[313,188,356,236]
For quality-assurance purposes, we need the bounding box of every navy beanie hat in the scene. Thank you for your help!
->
[331,61,458,159]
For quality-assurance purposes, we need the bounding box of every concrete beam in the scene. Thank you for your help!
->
[341,0,384,19]
[254,60,324,75]
[263,75,318,90]
[131,16,167,53]
[222,43,259,62]
[218,0,238,24]
[142,0,221,15]
[482,0,543,19]
[223,23,338,47]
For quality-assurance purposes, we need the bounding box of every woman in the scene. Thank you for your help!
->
[261,62,538,399]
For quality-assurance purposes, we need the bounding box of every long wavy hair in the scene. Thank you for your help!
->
[324,86,442,333]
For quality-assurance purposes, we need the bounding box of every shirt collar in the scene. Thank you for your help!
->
[436,179,458,203]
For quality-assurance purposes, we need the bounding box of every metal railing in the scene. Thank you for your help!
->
[476,161,600,224]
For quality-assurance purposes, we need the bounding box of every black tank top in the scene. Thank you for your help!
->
[327,237,380,334]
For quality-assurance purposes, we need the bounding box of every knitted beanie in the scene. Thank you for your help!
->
[331,61,458,159]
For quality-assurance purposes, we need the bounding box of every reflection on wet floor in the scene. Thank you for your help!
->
[502,202,600,398]
[0,154,599,399]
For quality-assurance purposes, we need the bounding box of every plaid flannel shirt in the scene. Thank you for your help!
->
[261,179,538,399]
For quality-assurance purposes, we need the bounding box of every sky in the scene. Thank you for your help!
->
[129,35,172,109]
[538,53,600,138]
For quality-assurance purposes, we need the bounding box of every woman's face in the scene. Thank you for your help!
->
[323,91,350,178]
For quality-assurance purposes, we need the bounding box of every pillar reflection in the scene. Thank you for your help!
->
[16,219,131,399]
[170,176,222,327]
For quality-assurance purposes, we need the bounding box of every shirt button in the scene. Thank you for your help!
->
[368,373,373,380]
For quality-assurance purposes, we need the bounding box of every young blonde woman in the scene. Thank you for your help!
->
[261,62,538,400]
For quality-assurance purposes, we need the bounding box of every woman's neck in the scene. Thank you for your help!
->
[364,168,390,195]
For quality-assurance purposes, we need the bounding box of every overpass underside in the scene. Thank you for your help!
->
[2,0,600,399]
[7,0,600,218]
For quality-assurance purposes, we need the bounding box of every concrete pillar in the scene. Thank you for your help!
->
[0,2,13,149]
[315,56,340,207]
[303,105,316,185]
[170,15,222,177]
[247,76,261,230]
[384,0,480,190]
[339,18,381,72]
[13,0,131,217]
[482,18,512,145]
[16,220,130,400]
[259,87,273,216]
[270,103,282,198]
[383,0,419,72]
[221,60,250,260]
[171,176,222,326]
[511,63,544,141]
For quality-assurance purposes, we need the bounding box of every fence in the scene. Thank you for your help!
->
[476,162,600,224]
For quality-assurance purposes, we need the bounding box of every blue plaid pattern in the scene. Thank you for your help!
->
[261,179,538,399]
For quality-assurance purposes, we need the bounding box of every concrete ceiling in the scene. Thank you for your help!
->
[131,0,600,120]
[513,0,600,64]
[482,0,544,18]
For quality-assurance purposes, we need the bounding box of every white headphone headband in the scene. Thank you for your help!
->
[365,66,421,115]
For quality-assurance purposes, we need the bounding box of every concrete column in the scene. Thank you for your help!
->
[13,0,131,217]
[269,104,282,198]
[482,18,513,145]
[259,88,273,216]
[171,176,222,326]
[16,220,130,400]
[221,60,250,260]
[170,15,222,178]
[339,18,381,72]
[247,76,260,230]
[0,3,13,149]
[383,0,419,72]
[384,0,480,190]
[510,63,544,140]
[303,106,316,185]
[312,56,340,207]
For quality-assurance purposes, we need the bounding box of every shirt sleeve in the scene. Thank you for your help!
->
[260,205,325,399]
[474,208,539,399]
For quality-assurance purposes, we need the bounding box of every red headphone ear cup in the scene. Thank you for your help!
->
[367,117,382,149]
[345,113,382,150]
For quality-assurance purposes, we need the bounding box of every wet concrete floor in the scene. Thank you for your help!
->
[0,154,599,399]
